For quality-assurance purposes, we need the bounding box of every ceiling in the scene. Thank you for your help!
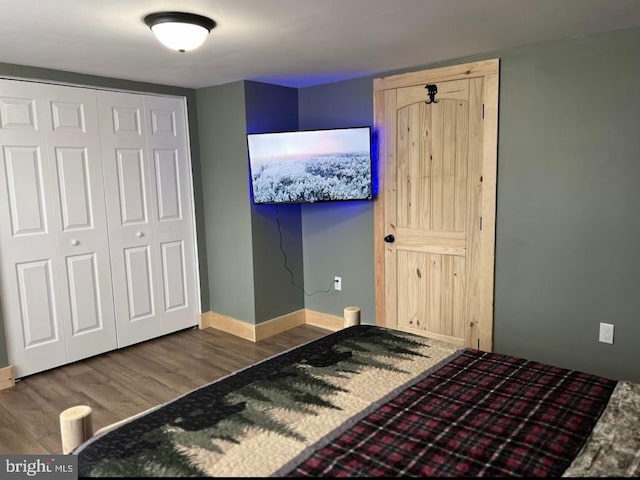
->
[2,0,640,89]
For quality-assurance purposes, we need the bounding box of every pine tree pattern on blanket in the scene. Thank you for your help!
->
[74,326,616,477]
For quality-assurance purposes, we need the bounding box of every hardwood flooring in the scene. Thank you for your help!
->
[0,324,330,455]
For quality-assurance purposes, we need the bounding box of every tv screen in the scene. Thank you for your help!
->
[247,126,372,204]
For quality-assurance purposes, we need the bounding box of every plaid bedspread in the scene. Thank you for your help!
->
[282,349,616,477]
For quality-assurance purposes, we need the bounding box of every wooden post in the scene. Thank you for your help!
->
[0,366,15,390]
[344,306,361,327]
[60,405,93,454]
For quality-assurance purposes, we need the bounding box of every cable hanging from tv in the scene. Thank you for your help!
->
[276,207,334,296]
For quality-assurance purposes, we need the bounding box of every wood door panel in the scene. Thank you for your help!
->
[395,88,473,344]
[396,250,467,345]
[430,101,444,231]
[396,79,470,109]
[442,101,457,231]
[375,60,499,350]
[382,89,398,330]
[396,250,423,331]
[396,98,470,233]
[395,228,465,256]
[463,78,484,348]
[452,255,467,339]
[396,106,410,228]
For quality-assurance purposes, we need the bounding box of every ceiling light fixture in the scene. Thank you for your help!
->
[143,12,216,53]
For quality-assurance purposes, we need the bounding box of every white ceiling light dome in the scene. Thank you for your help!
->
[144,12,216,52]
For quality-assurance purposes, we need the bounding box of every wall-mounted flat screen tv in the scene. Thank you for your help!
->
[247,126,372,204]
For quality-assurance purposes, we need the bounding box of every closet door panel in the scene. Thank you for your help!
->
[44,84,117,362]
[55,147,93,230]
[4,146,48,235]
[15,260,59,345]
[116,148,149,224]
[97,90,161,347]
[0,79,67,377]
[161,240,187,312]
[123,245,155,320]
[154,149,182,222]
[144,95,198,333]
[65,253,103,333]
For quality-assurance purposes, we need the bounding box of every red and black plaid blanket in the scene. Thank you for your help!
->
[283,349,616,477]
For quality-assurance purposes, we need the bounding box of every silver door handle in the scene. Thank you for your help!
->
[71,239,79,246]
[136,232,144,238]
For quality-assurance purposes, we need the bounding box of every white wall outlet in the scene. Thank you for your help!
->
[334,276,342,291]
[599,322,614,344]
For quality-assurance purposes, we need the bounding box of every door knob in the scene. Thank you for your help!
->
[71,239,79,246]
[384,234,395,243]
[136,232,144,238]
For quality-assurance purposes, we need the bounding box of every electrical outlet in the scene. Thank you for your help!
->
[599,322,614,344]
[334,276,342,291]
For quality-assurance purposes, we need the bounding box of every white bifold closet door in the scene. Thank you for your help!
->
[0,79,199,377]
[0,79,117,376]
[97,91,198,348]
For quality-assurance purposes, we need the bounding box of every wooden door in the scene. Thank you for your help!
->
[374,60,499,350]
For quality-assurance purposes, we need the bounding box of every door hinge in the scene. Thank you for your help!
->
[480,216,483,230]
[482,104,485,119]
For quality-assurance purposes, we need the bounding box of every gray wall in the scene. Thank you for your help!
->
[297,26,640,382]
[0,62,208,368]
[244,81,305,323]
[490,27,640,382]
[196,82,256,322]
[298,77,375,322]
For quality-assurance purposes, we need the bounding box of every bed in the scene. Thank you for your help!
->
[66,325,640,477]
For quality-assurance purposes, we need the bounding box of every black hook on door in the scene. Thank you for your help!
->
[425,84,438,104]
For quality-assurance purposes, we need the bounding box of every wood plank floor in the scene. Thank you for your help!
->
[0,324,330,455]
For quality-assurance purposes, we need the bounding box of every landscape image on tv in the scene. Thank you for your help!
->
[248,127,372,204]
